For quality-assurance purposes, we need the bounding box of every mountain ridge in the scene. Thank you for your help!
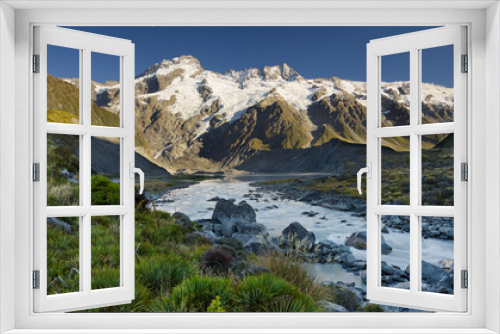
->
[59,55,454,173]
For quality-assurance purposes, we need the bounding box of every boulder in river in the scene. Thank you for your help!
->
[212,199,257,237]
[280,222,316,251]
[405,260,453,290]
[345,231,393,254]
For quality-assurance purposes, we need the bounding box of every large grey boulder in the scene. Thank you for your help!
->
[212,199,257,237]
[405,261,453,290]
[173,212,193,230]
[280,222,316,251]
[345,231,392,255]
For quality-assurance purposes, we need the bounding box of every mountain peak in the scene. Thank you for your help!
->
[137,55,202,78]
[262,63,301,81]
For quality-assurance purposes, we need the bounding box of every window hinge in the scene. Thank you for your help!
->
[33,270,40,289]
[461,162,468,181]
[33,163,40,182]
[33,54,40,73]
[461,54,468,73]
[461,270,468,289]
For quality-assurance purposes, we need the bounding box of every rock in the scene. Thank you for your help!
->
[345,231,392,254]
[405,261,452,287]
[381,261,395,275]
[242,236,274,255]
[193,230,217,243]
[381,225,389,234]
[280,222,316,251]
[212,199,257,237]
[231,232,252,245]
[207,196,220,201]
[340,220,347,224]
[390,281,410,290]
[318,300,349,312]
[173,212,193,230]
[47,217,72,233]
[301,210,318,217]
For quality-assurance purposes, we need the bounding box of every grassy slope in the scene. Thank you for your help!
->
[47,74,120,127]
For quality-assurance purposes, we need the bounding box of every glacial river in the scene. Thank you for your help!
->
[153,175,453,286]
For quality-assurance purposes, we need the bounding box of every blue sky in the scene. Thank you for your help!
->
[48,26,453,87]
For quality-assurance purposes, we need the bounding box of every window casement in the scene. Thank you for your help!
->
[32,26,142,312]
[363,26,468,312]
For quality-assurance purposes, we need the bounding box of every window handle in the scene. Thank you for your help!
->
[129,162,145,195]
[357,162,372,195]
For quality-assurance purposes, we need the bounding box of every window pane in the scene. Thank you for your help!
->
[47,216,80,295]
[421,45,454,124]
[91,137,121,206]
[381,52,410,127]
[47,134,80,206]
[91,215,121,290]
[421,216,454,295]
[381,137,410,205]
[422,134,454,206]
[91,52,121,127]
[380,215,410,289]
[47,45,80,124]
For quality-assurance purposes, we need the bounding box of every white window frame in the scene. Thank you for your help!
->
[1,2,499,333]
[365,26,467,312]
[32,26,136,312]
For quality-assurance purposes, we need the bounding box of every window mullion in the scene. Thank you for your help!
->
[82,48,92,294]
[409,47,421,294]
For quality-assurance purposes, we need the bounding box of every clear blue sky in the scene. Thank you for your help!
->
[48,26,453,87]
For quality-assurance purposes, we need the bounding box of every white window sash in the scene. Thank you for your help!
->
[32,26,136,313]
[366,26,468,312]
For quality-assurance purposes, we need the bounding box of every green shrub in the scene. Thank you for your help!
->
[257,249,326,300]
[326,286,361,312]
[91,267,120,290]
[202,248,234,274]
[234,274,311,312]
[82,283,152,313]
[207,296,226,312]
[137,257,198,295]
[169,276,233,312]
[47,217,79,295]
[261,295,319,312]
[360,304,384,312]
[91,175,120,205]
[215,237,244,251]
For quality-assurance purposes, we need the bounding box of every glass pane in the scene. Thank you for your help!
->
[47,216,80,295]
[421,216,454,295]
[91,137,121,206]
[422,134,454,206]
[380,215,410,289]
[381,137,410,205]
[381,52,410,127]
[47,45,80,124]
[91,215,121,290]
[421,45,454,124]
[91,52,121,127]
[47,134,80,206]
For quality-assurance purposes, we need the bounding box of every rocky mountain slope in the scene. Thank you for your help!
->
[71,55,454,173]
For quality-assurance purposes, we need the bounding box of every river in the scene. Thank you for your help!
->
[153,175,454,287]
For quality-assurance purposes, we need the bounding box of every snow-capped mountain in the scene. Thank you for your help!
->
[89,55,454,172]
